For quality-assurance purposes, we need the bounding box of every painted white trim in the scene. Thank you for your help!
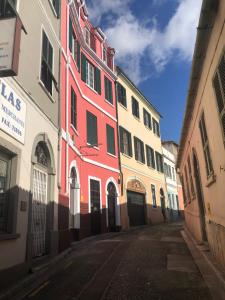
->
[105,177,121,227]
[68,160,81,229]
[61,129,120,174]
[69,65,117,122]
[88,176,102,214]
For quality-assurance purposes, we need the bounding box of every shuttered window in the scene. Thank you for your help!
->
[143,109,152,129]
[188,156,195,197]
[119,126,132,157]
[213,52,225,142]
[104,76,113,104]
[132,97,139,119]
[41,31,55,95]
[199,112,213,177]
[51,0,60,17]
[146,145,155,169]
[164,163,168,176]
[184,165,191,202]
[155,151,163,173]
[153,118,160,137]
[71,88,77,129]
[151,185,157,208]
[180,174,187,206]
[86,111,98,146]
[116,82,127,107]
[106,124,115,155]
[69,18,80,71]
[81,53,101,94]
[134,137,145,163]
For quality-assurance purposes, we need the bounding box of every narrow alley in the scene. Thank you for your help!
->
[21,223,211,300]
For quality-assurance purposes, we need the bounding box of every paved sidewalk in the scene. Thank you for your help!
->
[8,222,213,300]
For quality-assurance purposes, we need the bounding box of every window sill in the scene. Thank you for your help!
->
[136,160,145,165]
[206,173,216,187]
[147,165,156,171]
[145,125,152,131]
[107,152,117,158]
[87,143,100,150]
[133,115,140,122]
[85,83,98,95]
[70,124,79,136]
[121,152,132,159]
[0,233,20,241]
[38,80,55,103]
[118,102,127,110]
[105,99,114,107]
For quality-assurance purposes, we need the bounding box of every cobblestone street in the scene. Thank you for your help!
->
[22,223,212,300]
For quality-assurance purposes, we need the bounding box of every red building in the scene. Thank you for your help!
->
[59,0,120,251]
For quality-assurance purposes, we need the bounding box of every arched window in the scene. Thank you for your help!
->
[35,142,50,167]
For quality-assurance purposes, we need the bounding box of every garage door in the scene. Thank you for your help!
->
[127,191,146,226]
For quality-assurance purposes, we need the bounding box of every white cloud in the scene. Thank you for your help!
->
[86,0,202,84]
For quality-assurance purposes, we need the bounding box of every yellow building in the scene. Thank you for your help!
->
[177,0,225,269]
[116,67,167,229]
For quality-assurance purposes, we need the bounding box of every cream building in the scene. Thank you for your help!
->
[177,0,225,269]
[116,67,167,229]
[0,0,60,283]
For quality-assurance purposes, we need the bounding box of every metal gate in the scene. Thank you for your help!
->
[32,168,48,257]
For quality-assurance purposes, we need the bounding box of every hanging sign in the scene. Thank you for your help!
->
[0,17,22,77]
[0,78,26,144]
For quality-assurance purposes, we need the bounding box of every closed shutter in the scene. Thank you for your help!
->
[146,145,150,166]
[54,0,60,18]
[141,141,145,164]
[81,53,87,82]
[104,77,113,103]
[69,17,73,52]
[128,132,133,157]
[87,111,97,145]
[108,80,113,103]
[106,125,115,155]
[134,137,138,160]
[119,126,124,153]
[94,67,101,94]
[76,42,81,72]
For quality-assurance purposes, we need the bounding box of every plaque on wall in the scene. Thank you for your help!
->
[127,179,146,194]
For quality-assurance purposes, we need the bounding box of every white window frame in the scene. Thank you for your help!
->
[86,61,95,89]
[88,176,102,213]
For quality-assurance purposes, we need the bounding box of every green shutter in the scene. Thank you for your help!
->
[76,42,81,72]
[69,18,73,52]
[106,124,115,155]
[128,132,133,157]
[119,126,124,153]
[104,77,108,100]
[141,141,145,164]
[81,53,86,82]
[87,111,97,145]
[146,145,150,166]
[109,80,113,104]
[134,137,138,161]
[55,0,60,18]
[95,67,101,94]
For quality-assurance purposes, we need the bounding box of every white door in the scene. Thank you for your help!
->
[32,168,48,257]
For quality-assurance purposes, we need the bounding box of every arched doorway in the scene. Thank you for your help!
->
[193,151,207,241]
[127,179,146,226]
[107,182,117,231]
[160,188,166,222]
[32,141,52,257]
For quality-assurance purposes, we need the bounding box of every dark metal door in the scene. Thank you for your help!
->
[90,179,101,235]
[107,183,117,231]
[127,191,145,226]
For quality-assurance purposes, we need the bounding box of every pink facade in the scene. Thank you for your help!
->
[59,0,120,251]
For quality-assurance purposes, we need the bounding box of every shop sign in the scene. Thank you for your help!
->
[0,78,26,144]
[0,17,22,77]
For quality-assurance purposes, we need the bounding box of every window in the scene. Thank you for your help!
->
[151,185,157,208]
[84,27,90,46]
[199,112,213,177]
[143,109,152,129]
[180,175,187,206]
[132,97,139,119]
[153,118,160,137]
[119,126,132,157]
[164,163,168,176]
[71,88,77,129]
[155,151,163,173]
[103,47,107,62]
[134,137,145,163]
[81,53,101,94]
[116,82,127,107]
[41,31,54,95]
[184,165,191,201]
[51,0,60,17]
[146,145,155,169]
[104,76,113,104]
[188,156,195,197]
[172,167,176,181]
[0,154,11,233]
[213,51,225,142]
[90,179,100,213]
[106,124,115,155]
[0,0,17,17]
[86,111,98,146]
[69,18,80,71]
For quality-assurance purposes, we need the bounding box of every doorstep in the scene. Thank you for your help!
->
[181,227,225,300]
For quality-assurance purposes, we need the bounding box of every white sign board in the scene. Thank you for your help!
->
[0,18,16,73]
[0,79,26,144]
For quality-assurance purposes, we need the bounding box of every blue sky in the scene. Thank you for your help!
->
[86,0,202,143]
